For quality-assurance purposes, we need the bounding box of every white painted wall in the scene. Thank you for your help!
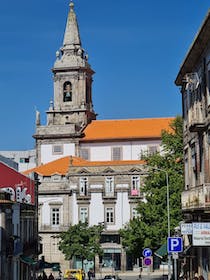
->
[71,188,132,231]
[41,143,75,164]
[39,196,64,226]
[116,192,130,227]
[80,140,161,161]
[89,193,104,226]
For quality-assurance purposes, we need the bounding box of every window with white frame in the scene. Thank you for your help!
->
[51,208,60,226]
[131,176,140,196]
[105,207,114,224]
[148,145,158,155]
[79,177,88,196]
[79,207,88,223]
[52,144,63,155]
[105,177,114,196]
[112,147,122,160]
[131,206,140,220]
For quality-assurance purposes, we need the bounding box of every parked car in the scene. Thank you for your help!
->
[103,275,121,280]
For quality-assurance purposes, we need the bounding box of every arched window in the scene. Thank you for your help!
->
[63,81,72,102]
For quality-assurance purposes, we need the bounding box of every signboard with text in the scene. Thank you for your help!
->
[181,223,193,235]
[0,162,35,204]
[192,223,210,246]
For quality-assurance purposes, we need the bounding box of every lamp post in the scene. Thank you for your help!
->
[152,168,171,280]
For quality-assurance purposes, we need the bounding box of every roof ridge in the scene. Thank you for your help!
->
[93,117,175,122]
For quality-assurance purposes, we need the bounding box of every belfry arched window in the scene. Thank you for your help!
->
[63,81,72,102]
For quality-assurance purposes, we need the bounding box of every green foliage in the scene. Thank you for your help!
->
[58,221,104,262]
[120,116,184,257]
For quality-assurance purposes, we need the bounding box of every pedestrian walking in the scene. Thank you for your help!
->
[138,267,142,280]
[48,273,55,280]
[43,271,48,280]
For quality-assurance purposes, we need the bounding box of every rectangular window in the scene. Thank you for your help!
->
[52,145,63,155]
[191,144,197,187]
[80,148,90,160]
[131,207,140,220]
[131,176,140,196]
[80,177,88,196]
[105,177,114,196]
[51,208,60,226]
[191,145,197,172]
[184,149,189,190]
[112,147,122,160]
[79,207,88,223]
[19,158,30,163]
[105,207,114,224]
[148,146,158,155]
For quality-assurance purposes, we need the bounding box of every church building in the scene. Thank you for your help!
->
[26,1,174,273]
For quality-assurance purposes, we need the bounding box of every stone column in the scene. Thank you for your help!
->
[121,248,126,272]
[95,255,100,273]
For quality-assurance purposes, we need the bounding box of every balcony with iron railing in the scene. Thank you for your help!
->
[181,184,210,210]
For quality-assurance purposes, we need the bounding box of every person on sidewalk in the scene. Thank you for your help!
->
[48,273,55,280]
[138,267,142,280]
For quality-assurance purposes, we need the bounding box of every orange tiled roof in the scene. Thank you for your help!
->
[23,156,144,176]
[82,117,174,141]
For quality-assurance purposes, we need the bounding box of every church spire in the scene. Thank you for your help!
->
[54,1,88,68]
[63,1,81,50]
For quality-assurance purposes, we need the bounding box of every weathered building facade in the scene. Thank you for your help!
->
[175,10,210,280]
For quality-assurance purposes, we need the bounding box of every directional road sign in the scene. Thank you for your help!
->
[142,248,152,257]
[167,237,183,253]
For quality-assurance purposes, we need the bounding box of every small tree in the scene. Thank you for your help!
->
[59,221,104,268]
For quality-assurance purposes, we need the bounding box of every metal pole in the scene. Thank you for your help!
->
[166,171,171,280]
[174,257,177,280]
[154,168,171,280]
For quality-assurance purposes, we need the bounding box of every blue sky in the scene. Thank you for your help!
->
[0,0,209,150]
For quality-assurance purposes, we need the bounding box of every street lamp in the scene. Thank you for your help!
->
[152,167,171,280]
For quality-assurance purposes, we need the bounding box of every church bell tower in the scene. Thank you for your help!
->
[34,1,97,165]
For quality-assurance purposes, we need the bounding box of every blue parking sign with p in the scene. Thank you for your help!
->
[167,237,183,253]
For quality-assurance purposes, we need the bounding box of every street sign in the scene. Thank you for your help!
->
[143,257,152,266]
[181,223,193,235]
[142,248,152,257]
[167,237,183,253]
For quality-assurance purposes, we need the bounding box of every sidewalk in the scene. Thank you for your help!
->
[95,269,167,279]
